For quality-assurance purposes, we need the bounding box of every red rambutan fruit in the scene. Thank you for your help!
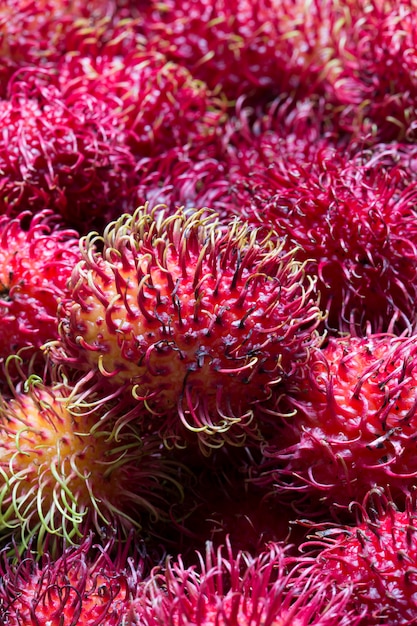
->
[0,0,120,93]
[132,145,233,220]
[0,84,137,233]
[320,0,417,143]
[0,370,183,553]
[49,203,323,449]
[131,539,361,626]
[225,99,417,334]
[0,532,151,626]
[54,49,227,161]
[302,490,417,625]
[256,333,417,513]
[137,0,347,103]
[0,210,80,363]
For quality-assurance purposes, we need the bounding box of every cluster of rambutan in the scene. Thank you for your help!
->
[2,1,417,625]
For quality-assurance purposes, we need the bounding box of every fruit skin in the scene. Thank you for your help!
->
[256,333,417,514]
[319,0,417,143]
[0,370,183,554]
[0,83,137,233]
[0,0,117,95]
[0,532,149,626]
[55,49,227,161]
[302,491,417,625]
[136,0,345,103]
[49,203,323,449]
[0,210,80,363]
[221,97,417,336]
[131,539,361,626]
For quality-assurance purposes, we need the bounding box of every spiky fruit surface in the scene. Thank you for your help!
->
[50,204,323,448]
[304,493,417,625]
[55,50,227,160]
[320,0,417,142]
[138,0,344,102]
[0,210,80,360]
[257,333,417,513]
[0,534,142,626]
[0,373,182,552]
[0,84,137,232]
[0,0,119,92]
[132,540,360,626]
[224,98,417,335]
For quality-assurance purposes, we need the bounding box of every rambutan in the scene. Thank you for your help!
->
[320,0,417,143]
[54,49,227,160]
[0,532,151,626]
[0,371,182,553]
[49,203,323,449]
[256,333,417,513]
[0,210,80,367]
[131,539,360,626]
[302,491,417,625]
[0,0,120,93]
[224,98,417,334]
[0,84,137,232]
[137,0,346,103]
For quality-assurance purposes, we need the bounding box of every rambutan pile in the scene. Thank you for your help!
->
[2,1,417,625]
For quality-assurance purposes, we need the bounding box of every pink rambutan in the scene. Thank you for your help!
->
[256,333,417,513]
[224,98,417,334]
[0,210,80,364]
[0,532,150,626]
[320,0,417,143]
[132,145,233,220]
[0,0,120,93]
[0,83,137,232]
[137,0,346,102]
[0,370,182,553]
[131,539,361,626]
[48,203,323,449]
[302,491,417,625]
[54,49,227,160]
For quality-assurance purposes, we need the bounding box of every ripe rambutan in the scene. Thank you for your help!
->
[0,532,152,626]
[132,145,233,219]
[302,490,417,625]
[0,210,80,367]
[137,0,347,102]
[320,0,417,143]
[0,83,137,232]
[224,98,417,334]
[49,203,323,449]
[54,49,227,160]
[132,539,361,626]
[0,370,182,553]
[256,333,417,513]
[0,0,120,93]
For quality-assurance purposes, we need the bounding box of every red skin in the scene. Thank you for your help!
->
[257,334,417,513]
[305,495,417,625]
[54,51,227,160]
[132,540,362,626]
[0,88,137,232]
[51,205,323,448]
[136,0,346,102]
[0,535,142,626]
[0,210,80,360]
[222,102,417,335]
[319,0,417,142]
